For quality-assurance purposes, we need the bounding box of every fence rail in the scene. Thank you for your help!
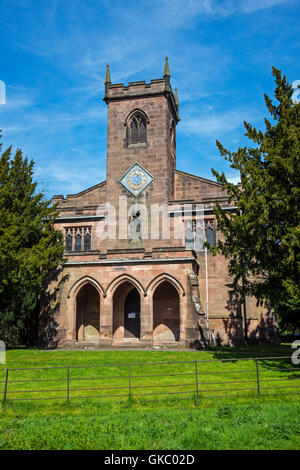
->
[0,356,299,403]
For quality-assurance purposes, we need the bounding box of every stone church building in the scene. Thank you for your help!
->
[50,58,276,349]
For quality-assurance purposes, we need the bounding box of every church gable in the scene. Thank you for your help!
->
[53,180,107,214]
[173,170,228,203]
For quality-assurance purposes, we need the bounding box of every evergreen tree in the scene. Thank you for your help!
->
[210,68,300,335]
[0,132,65,345]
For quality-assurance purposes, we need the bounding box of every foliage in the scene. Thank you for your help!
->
[210,68,300,333]
[0,132,65,345]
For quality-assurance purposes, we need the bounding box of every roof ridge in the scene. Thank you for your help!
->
[174,169,221,186]
[66,180,107,198]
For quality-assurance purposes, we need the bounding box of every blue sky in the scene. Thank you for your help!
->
[0,0,299,197]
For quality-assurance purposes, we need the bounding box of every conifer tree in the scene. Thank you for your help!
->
[0,132,65,345]
[210,68,300,335]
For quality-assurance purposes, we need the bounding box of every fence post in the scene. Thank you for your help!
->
[256,359,260,395]
[128,364,131,399]
[195,360,199,397]
[67,367,70,401]
[3,368,8,401]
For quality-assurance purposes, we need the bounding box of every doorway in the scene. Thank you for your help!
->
[76,283,100,341]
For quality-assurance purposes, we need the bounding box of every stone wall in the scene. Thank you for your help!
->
[50,257,200,349]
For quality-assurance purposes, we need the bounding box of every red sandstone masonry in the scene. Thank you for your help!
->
[48,68,277,349]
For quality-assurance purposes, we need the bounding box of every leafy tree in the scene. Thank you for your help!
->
[209,68,300,336]
[0,132,65,345]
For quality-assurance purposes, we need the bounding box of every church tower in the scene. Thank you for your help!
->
[102,58,180,250]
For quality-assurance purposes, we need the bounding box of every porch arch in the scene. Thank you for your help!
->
[76,282,100,341]
[105,273,146,298]
[146,273,185,297]
[112,281,141,340]
[68,275,104,299]
[152,280,180,343]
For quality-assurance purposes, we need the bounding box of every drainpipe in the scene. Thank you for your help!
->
[205,246,210,342]
[241,276,248,344]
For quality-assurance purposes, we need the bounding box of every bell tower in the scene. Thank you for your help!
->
[103,58,180,207]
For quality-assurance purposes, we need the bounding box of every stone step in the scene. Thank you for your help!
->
[111,341,147,348]
[153,342,186,349]
[72,342,99,350]
[58,339,190,350]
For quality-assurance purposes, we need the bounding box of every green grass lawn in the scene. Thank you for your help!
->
[0,345,299,450]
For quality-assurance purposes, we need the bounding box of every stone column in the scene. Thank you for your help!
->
[179,294,187,342]
[99,294,113,346]
[140,293,152,345]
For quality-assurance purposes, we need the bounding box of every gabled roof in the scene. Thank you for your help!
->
[174,169,222,187]
[53,169,222,202]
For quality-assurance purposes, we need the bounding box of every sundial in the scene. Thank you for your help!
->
[119,162,154,197]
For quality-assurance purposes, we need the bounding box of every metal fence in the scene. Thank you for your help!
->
[0,356,299,403]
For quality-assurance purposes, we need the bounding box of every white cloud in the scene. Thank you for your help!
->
[35,162,106,196]
[0,103,106,136]
[242,0,291,14]
[180,107,261,137]
[0,89,35,112]
[156,0,292,26]
[226,175,241,184]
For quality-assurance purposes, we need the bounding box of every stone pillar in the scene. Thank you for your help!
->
[140,294,152,343]
[179,294,187,342]
[99,294,113,346]
[186,272,203,347]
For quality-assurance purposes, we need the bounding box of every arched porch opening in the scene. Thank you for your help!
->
[76,283,100,341]
[152,281,180,342]
[113,281,141,339]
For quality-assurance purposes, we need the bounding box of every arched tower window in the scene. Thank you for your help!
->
[125,110,148,146]
[170,120,176,147]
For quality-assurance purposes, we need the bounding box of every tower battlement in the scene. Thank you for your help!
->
[106,78,167,98]
[103,59,180,122]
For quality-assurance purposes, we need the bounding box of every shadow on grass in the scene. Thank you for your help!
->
[206,345,300,387]
[207,344,293,360]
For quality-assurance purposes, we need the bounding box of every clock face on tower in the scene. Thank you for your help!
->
[119,162,154,197]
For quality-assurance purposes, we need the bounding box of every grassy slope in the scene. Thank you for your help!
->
[0,345,299,450]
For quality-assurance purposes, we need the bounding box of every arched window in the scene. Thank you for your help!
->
[205,220,216,246]
[126,111,147,146]
[84,227,91,251]
[170,120,176,147]
[65,229,73,251]
[64,226,92,252]
[139,119,146,143]
[131,117,139,144]
[75,230,82,251]
[184,219,216,250]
